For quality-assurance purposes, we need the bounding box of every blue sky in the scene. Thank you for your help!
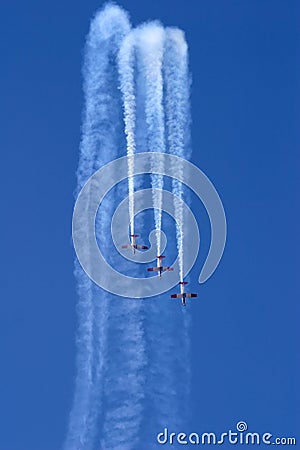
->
[0,1,299,449]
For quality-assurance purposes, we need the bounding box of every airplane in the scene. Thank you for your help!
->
[121,234,148,255]
[147,255,174,278]
[170,281,198,306]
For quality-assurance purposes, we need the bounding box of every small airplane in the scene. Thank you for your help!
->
[121,234,148,255]
[170,281,198,306]
[147,255,174,278]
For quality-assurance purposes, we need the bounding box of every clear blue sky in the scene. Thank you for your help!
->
[0,1,299,449]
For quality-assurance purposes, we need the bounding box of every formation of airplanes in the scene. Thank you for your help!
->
[121,235,198,306]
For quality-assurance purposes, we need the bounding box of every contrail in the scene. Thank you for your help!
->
[64,4,130,449]
[67,4,146,449]
[131,24,192,442]
[163,28,192,428]
[66,6,193,450]
[100,27,149,449]
[164,27,191,282]
[100,297,146,449]
[135,23,166,257]
[118,31,136,236]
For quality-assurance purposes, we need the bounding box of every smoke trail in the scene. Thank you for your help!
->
[99,296,146,450]
[67,7,193,449]
[64,5,130,450]
[126,24,192,445]
[163,29,192,436]
[136,23,166,257]
[118,32,136,236]
[98,29,149,449]
[163,28,191,281]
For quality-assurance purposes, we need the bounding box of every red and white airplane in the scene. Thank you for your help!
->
[147,255,174,278]
[171,281,197,306]
[121,234,148,255]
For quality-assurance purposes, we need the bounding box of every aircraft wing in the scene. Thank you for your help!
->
[121,245,131,249]
[171,293,197,299]
[136,245,149,250]
[147,267,159,272]
[162,266,174,271]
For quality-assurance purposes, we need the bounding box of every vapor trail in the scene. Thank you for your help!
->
[64,5,130,449]
[67,7,193,449]
[163,28,192,424]
[164,28,191,281]
[118,32,136,236]
[128,23,192,442]
[136,23,166,257]
[98,188,147,449]
[100,297,146,450]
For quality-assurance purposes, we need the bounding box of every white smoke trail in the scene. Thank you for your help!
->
[125,23,192,443]
[97,180,147,449]
[163,28,191,282]
[99,28,148,448]
[64,5,130,450]
[100,298,146,450]
[67,7,193,449]
[118,32,136,236]
[135,23,166,257]
[163,28,192,429]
